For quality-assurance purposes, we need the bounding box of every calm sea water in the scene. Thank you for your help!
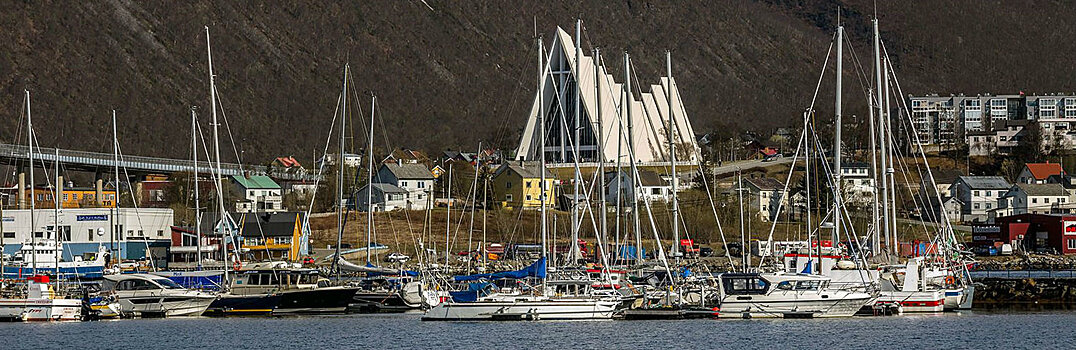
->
[2,311,1073,349]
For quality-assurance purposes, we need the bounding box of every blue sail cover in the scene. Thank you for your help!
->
[453,257,547,282]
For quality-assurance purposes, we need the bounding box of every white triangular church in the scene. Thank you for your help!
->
[514,27,700,165]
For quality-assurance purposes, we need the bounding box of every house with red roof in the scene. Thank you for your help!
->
[1017,162,1065,184]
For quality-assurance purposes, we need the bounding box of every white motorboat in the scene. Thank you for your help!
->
[716,272,873,318]
[102,274,217,317]
[3,241,108,279]
[876,258,946,313]
[0,275,82,321]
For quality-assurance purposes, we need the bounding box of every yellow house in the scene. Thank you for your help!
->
[492,161,555,209]
[25,186,117,208]
[238,212,307,261]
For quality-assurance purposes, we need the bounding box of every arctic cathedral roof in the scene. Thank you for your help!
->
[514,27,700,165]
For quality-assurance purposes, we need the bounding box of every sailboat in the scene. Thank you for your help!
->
[0,91,83,322]
[423,24,621,320]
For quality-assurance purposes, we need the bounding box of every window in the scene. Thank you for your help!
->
[974,203,980,209]
[506,194,513,202]
[985,203,992,209]
[507,182,513,189]
[1033,198,1038,204]
[2,232,13,239]
[652,188,661,195]
[34,232,44,238]
[525,194,532,201]
[1069,239,1076,250]
[1046,198,1051,203]
[157,230,164,237]
[986,191,992,196]
[400,181,408,187]
[88,229,94,242]
[973,190,980,196]
[525,181,532,188]
[418,182,425,188]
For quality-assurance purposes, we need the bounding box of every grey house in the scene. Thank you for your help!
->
[375,162,435,210]
[355,183,410,212]
[950,176,1011,223]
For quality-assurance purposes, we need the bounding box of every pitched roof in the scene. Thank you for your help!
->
[495,161,554,179]
[380,163,435,179]
[1014,183,1068,196]
[928,169,964,184]
[237,212,305,237]
[361,183,409,194]
[745,177,785,191]
[231,175,280,189]
[273,156,302,168]
[957,176,1010,190]
[603,170,667,187]
[1025,163,1064,180]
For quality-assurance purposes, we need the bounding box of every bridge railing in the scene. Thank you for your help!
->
[0,143,321,181]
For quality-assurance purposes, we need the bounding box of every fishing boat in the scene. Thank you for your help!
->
[205,261,358,315]
[101,274,217,317]
[716,272,873,318]
[0,275,82,321]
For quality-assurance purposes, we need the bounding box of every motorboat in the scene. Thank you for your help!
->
[875,258,946,313]
[101,274,217,317]
[205,261,358,315]
[2,241,108,279]
[0,275,82,321]
[716,272,873,318]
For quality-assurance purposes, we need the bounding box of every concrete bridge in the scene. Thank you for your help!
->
[0,143,321,182]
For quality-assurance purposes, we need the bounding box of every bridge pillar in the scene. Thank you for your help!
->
[17,172,25,209]
[57,175,64,209]
[96,179,104,207]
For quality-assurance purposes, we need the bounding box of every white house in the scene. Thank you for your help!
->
[1016,162,1064,184]
[0,208,173,261]
[605,170,672,204]
[231,175,283,213]
[951,176,1011,223]
[839,161,874,205]
[354,183,411,212]
[996,183,1070,217]
[374,162,435,210]
[743,177,787,222]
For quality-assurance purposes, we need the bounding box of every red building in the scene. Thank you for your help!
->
[994,213,1076,254]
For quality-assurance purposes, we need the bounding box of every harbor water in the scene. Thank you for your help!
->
[1,310,1072,349]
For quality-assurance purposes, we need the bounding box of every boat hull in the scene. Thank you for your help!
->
[205,294,282,316]
[0,298,82,321]
[876,290,945,313]
[718,294,872,318]
[3,265,105,280]
[116,295,217,317]
[274,287,359,314]
[351,291,422,313]
[422,298,620,321]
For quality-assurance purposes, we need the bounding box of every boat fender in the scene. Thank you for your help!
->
[710,307,720,317]
[233,261,242,271]
[945,276,955,285]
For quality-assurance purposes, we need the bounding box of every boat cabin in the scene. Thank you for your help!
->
[230,261,329,294]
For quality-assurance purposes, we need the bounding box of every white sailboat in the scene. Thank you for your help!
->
[424,22,621,320]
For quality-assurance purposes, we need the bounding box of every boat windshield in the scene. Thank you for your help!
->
[154,278,185,289]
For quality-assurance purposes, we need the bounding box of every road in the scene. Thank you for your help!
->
[711,157,795,177]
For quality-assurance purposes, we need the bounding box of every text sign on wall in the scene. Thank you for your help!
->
[76,215,108,222]
[1065,221,1076,235]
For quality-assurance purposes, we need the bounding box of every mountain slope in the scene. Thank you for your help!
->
[2,1,1074,164]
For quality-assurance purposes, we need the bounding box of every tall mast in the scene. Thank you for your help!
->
[626,53,642,263]
[192,108,202,269]
[737,171,746,271]
[481,163,488,271]
[26,91,36,271]
[873,19,891,255]
[333,64,348,275]
[112,110,121,263]
[538,35,548,266]
[666,50,680,260]
[444,162,452,264]
[570,18,582,264]
[54,148,60,286]
[595,48,607,266]
[884,56,898,253]
[867,20,881,255]
[366,94,376,264]
[833,24,844,254]
[206,26,230,282]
